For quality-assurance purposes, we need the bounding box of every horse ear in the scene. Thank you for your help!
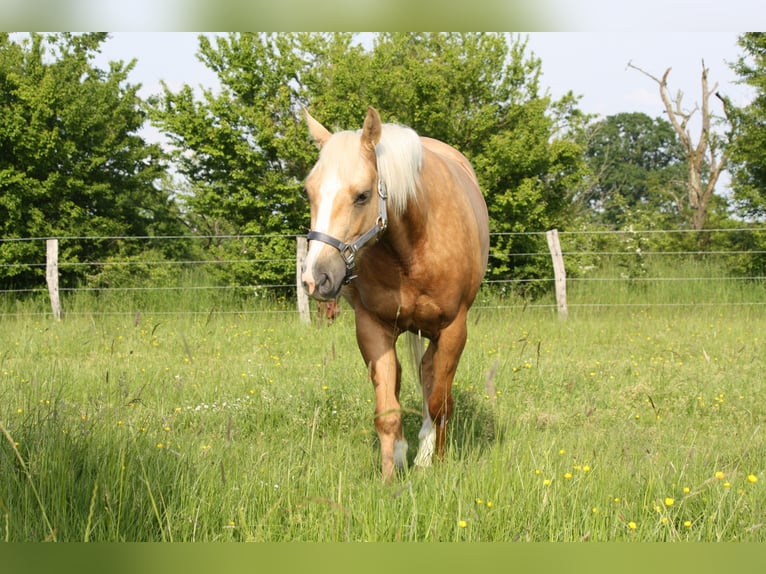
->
[304,107,331,148]
[361,106,382,152]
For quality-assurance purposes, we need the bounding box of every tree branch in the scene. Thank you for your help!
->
[628,59,732,230]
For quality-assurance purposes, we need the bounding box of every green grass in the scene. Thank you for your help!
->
[1,283,765,541]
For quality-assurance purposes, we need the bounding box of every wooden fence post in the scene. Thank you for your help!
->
[546,229,568,319]
[46,238,62,321]
[296,237,310,324]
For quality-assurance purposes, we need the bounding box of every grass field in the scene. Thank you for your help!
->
[1,282,765,541]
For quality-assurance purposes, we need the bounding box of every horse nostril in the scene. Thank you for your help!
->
[302,275,315,296]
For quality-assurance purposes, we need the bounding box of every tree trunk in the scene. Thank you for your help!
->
[628,61,731,231]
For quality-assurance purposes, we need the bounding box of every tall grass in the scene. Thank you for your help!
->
[1,266,764,541]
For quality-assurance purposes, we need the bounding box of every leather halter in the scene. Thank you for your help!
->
[307,177,388,284]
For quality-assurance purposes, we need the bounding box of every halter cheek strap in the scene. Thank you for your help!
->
[307,177,388,284]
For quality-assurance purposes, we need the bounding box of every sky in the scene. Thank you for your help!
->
[92,31,754,196]
[93,32,753,151]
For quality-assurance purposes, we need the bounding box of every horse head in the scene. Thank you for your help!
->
[301,107,387,301]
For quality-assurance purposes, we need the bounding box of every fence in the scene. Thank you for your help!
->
[3,228,766,320]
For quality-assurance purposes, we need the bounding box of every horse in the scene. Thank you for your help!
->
[300,106,489,481]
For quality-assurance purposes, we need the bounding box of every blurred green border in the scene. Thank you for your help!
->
[2,0,559,31]
[1,542,765,573]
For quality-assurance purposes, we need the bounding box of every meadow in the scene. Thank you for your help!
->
[1,276,765,542]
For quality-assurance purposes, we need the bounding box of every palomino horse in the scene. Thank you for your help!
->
[301,107,489,481]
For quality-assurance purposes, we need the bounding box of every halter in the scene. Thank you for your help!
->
[307,176,388,284]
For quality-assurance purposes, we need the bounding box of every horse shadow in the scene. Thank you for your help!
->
[399,384,499,468]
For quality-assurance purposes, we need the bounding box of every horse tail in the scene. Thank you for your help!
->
[407,330,425,387]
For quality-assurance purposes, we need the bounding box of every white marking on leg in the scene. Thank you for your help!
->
[414,416,435,468]
[394,439,408,469]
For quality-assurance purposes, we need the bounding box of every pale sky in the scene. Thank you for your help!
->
[95,32,752,124]
[93,32,752,193]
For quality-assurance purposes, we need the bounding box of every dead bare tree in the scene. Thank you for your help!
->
[628,60,731,231]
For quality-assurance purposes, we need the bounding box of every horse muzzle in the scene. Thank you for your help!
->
[301,250,347,301]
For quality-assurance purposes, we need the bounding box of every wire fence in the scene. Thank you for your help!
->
[2,228,766,318]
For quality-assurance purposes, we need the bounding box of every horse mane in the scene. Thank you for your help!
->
[314,122,423,217]
[375,124,423,216]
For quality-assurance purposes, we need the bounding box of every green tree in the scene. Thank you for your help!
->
[473,91,588,290]
[150,33,588,292]
[149,33,329,288]
[729,32,766,220]
[312,33,590,290]
[0,33,181,288]
[582,112,687,227]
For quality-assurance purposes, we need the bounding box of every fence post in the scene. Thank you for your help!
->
[296,237,310,324]
[46,238,62,321]
[546,229,568,319]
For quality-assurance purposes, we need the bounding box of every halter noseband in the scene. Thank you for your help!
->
[307,177,388,284]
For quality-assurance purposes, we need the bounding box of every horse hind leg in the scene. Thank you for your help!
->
[414,413,437,468]
[408,332,437,468]
[413,343,440,468]
[413,317,467,467]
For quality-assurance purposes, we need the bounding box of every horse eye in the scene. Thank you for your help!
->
[354,191,371,205]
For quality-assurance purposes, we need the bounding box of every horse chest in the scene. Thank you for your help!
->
[351,281,451,337]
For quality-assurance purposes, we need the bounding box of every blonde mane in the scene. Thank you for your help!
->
[313,122,423,217]
[375,124,423,216]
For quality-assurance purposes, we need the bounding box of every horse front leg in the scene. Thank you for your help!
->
[355,311,404,482]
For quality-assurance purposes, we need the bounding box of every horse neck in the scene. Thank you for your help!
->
[380,192,428,262]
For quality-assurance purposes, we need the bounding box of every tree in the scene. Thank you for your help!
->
[316,33,590,290]
[151,32,588,291]
[149,33,331,287]
[728,32,766,219]
[582,112,687,227]
[0,33,181,288]
[628,61,733,231]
